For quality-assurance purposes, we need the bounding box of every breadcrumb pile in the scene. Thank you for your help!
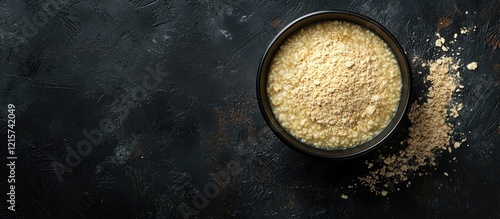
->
[359,56,462,194]
[357,26,477,195]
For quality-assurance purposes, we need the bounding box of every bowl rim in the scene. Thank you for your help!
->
[256,10,412,159]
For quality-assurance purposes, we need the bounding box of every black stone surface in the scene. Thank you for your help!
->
[0,0,499,218]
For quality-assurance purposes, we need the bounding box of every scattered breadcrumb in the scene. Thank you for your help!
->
[435,33,445,47]
[381,190,388,196]
[460,27,469,34]
[359,55,461,194]
[357,28,470,195]
[449,102,463,118]
[466,62,478,70]
[434,34,449,52]
[435,39,443,47]
[341,194,349,199]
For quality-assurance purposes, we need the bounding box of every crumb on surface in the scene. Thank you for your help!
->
[381,190,388,196]
[435,37,445,47]
[460,27,469,34]
[466,62,477,70]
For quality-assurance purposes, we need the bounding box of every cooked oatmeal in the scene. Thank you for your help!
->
[267,21,402,150]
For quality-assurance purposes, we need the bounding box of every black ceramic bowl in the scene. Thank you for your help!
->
[257,10,411,159]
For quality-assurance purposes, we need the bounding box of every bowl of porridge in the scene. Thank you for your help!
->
[257,11,411,159]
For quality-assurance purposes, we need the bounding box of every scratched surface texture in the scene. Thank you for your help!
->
[0,0,499,218]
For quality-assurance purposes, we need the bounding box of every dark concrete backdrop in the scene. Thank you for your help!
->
[1,0,499,218]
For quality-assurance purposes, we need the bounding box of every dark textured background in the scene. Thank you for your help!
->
[1,0,499,218]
